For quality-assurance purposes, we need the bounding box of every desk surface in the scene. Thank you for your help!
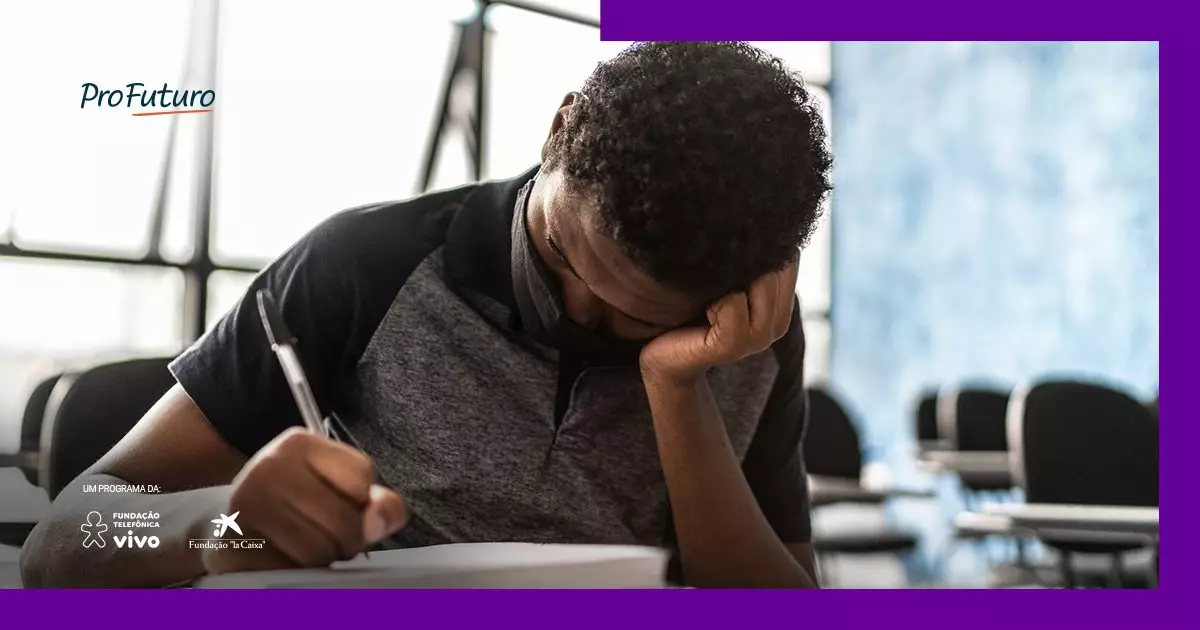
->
[808,475,934,507]
[921,450,1010,472]
[809,476,886,506]
[981,503,1159,535]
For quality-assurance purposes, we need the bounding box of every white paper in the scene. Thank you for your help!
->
[194,542,669,589]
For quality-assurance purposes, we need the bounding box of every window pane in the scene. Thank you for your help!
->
[212,1,461,264]
[798,201,832,315]
[803,317,831,382]
[0,206,12,243]
[159,113,206,263]
[749,42,832,86]
[0,259,184,450]
[0,0,191,257]
[486,5,630,180]
[797,85,832,315]
[206,270,258,331]
[811,85,833,146]
[427,75,477,192]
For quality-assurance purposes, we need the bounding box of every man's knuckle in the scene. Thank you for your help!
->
[275,429,311,454]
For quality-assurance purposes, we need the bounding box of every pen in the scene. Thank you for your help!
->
[256,289,386,557]
[256,289,328,436]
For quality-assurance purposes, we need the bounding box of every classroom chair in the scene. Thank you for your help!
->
[912,387,945,452]
[38,358,176,499]
[1008,379,1159,588]
[803,387,919,584]
[0,373,64,487]
[937,385,1015,498]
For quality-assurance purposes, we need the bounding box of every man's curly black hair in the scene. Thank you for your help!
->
[545,41,833,301]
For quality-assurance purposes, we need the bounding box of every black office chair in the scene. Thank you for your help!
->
[0,373,64,486]
[944,387,1010,453]
[804,387,918,581]
[1008,379,1159,588]
[912,387,943,451]
[0,374,66,546]
[804,387,867,482]
[931,384,1035,582]
[937,385,1014,494]
[38,358,176,499]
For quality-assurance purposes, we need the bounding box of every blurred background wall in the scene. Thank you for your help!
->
[830,41,1159,459]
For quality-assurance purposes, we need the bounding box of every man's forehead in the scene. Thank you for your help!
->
[546,187,704,318]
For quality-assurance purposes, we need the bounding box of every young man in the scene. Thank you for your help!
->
[22,41,832,588]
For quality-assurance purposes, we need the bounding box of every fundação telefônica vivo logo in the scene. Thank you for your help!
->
[80,82,215,116]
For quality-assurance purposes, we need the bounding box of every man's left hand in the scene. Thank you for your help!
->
[640,262,799,387]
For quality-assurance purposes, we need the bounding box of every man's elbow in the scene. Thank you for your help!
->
[18,522,60,588]
[19,510,101,589]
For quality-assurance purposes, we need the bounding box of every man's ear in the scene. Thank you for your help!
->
[541,91,583,163]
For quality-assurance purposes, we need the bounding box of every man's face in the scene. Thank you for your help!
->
[525,167,708,341]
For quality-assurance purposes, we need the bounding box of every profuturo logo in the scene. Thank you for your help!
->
[80,82,216,116]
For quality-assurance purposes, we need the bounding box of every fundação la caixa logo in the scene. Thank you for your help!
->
[80,82,216,116]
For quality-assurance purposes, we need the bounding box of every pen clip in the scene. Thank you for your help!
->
[324,411,363,450]
[257,288,326,434]
[256,289,296,348]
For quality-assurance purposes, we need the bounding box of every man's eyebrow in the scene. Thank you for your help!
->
[547,232,676,329]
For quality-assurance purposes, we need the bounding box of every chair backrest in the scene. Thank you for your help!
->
[913,388,940,443]
[802,386,863,480]
[1008,380,1158,507]
[39,358,176,498]
[21,374,62,452]
[938,386,1011,452]
[17,373,64,485]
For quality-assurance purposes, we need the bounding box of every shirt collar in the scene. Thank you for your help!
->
[441,165,540,313]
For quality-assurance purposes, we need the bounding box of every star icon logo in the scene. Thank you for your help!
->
[210,511,243,538]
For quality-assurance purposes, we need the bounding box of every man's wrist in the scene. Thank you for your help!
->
[640,367,703,397]
[641,369,723,435]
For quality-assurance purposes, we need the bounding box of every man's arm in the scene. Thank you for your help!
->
[21,203,427,588]
[20,386,246,588]
[640,263,815,588]
[20,385,407,588]
[645,377,817,588]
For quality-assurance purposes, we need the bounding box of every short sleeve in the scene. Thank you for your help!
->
[169,203,432,457]
[740,301,812,543]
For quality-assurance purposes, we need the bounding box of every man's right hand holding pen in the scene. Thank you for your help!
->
[192,288,409,574]
[197,427,408,574]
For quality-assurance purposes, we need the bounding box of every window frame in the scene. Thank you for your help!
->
[0,0,834,374]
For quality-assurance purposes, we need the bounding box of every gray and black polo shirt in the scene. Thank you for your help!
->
[170,165,813,553]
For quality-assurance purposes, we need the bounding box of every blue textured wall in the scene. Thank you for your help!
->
[829,42,1159,459]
